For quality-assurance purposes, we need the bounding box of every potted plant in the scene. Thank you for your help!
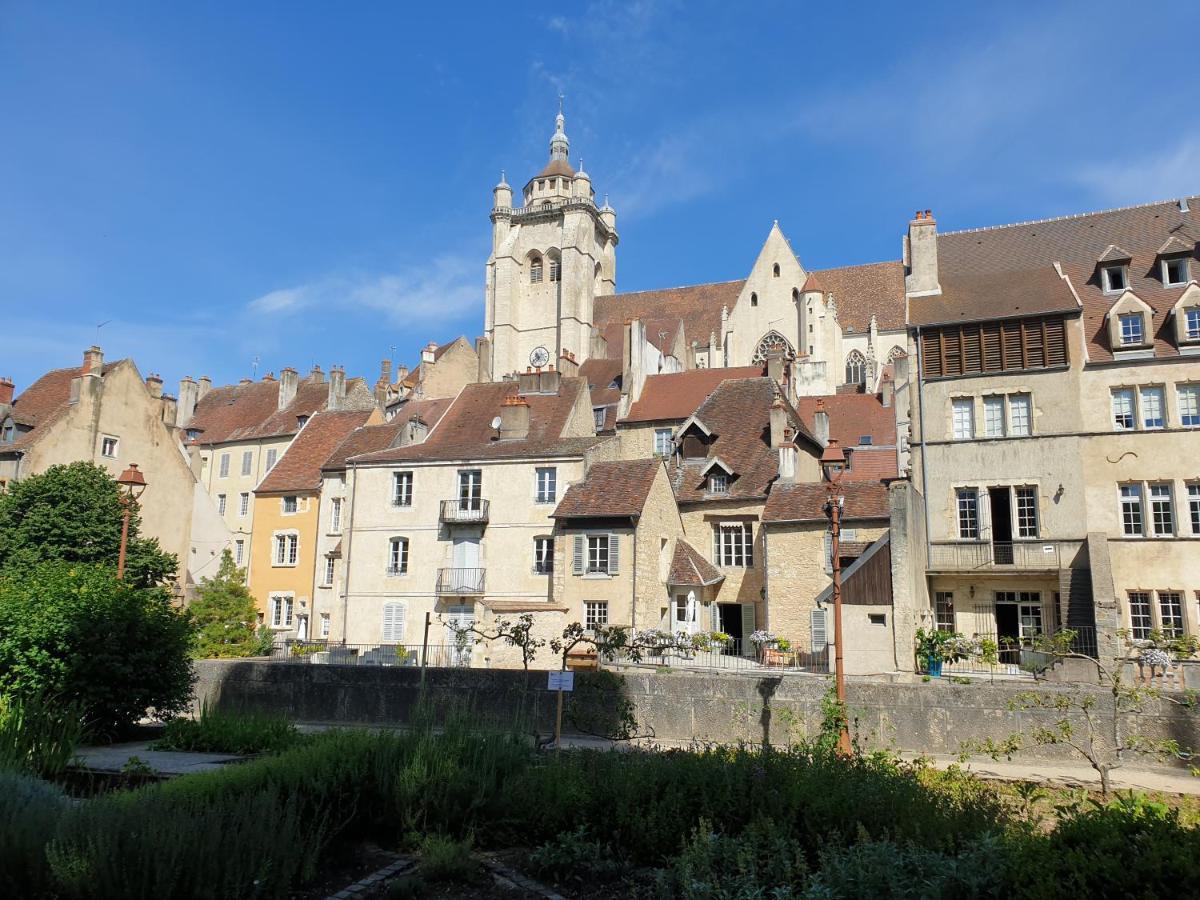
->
[915,628,960,677]
[749,630,778,663]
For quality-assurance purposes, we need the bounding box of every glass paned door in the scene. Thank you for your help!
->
[458,470,482,512]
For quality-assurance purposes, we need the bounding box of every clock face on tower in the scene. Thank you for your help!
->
[529,346,551,368]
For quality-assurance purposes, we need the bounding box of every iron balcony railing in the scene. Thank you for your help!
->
[278,641,471,668]
[928,540,1081,571]
[436,567,486,595]
[439,499,489,524]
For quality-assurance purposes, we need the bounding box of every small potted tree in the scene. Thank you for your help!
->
[915,628,960,677]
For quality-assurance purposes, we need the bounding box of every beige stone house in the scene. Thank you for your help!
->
[904,197,1200,660]
[380,336,479,417]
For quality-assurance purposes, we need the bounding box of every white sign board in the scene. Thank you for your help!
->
[548,670,575,692]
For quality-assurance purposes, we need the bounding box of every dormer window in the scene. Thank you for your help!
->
[707,473,729,494]
[1186,308,1200,342]
[296,415,308,428]
[1103,265,1127,293]
[1118,313,1145,346]
[1164,257,1190,286]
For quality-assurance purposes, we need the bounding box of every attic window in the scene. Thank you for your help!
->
[707,473,729,494]
[858,435,873,446]
[1102,265,1127,293]
[773,264,780,277]
[1118,312,1145,346]
[750,292,758,307]
[592,407,606,430]
[1163,257,1190,286]
[296,415,309,428]
[1186,309,1200,342]
[186,428,201,441]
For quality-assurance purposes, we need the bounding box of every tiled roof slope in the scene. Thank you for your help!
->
[352,378,606,464]
[579,357,623,432]
[6,362,123,448]
[669,378,816,504]
[912,197,1200,362]
[553,458,662,519]
[794,394,898,481]
[188,374,374,444]
[668,539,724,587]
[256,410,374,493]
[322,398,453,472]
[763,480,890,523]
[623,366,764,423]
[594,281,743,351]
[804,261,906,332]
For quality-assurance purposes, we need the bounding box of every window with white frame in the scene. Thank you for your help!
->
[535,467,557,504]
[101,435,119,458]
[1189,484,1200,535]
[587,534,611,573]
[273,533,298,566]
[1186,309,1200,341]
[320,613,331,638]
[934,591,955,632]
[219,453,230,478]
[330,498,342,533]
[533,536,554,574]
[1149,483,1175,536]
[1140,386,1165,429]
[1120,484,1144,536]
[956,489,979,539]
[1103,265,1128,293]
[1111,388,1135,430]
[1018,599,1044,640]
[323,556,335,586]
[707,472,729,494]
[530,256,543,283]
[713,523,753,567]
[241,451,253,476]
[1164,257,1190,286]
[585,601,608,630]
[1128,591,1152,640]
[270,595,293,628]
[951,398,974,440]
[548,257,561,282]
[265,448,278,471]
[1015,486,1039,538]
[572,534,618,575]
[654,428,673,458]
[593,407,607,431]
[1159,591,1185,636]
[381,602,406,642]
[282,495,298,514]
[1118,312,1144,346]
[387,537,408,575]
[234,539,244,565]
[1009,393,1032,436]
[392,472,413,506]
[983,395,1006,437]
[239,492,249,517]
[217,494,227,515]
[1179,384,1200,427]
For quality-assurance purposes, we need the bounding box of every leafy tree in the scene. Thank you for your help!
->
[0,561,194,735]
[189,550,273,659]
[0,461,176,587]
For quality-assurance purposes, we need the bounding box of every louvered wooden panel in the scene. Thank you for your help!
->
[922,331,943,377]
[1001,322,1023,369]
[982,323,1003,370]
[962,327,983,374]
[1023,320,1045,368]
[944,328,964,376]
[1045,318,1068,366]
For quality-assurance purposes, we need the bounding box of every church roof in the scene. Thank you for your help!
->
[595,280,743,351]
[534,158,576,180]
[803,261,906,332]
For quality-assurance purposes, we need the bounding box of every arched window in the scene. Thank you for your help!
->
[752,330,797,364]
[750,292,758,307]
[791,288,800,303]
[548,251,561,283]
[529,255,543,284]
[845,350,866,386]
[887,346,908,362]
[773,263,781,277]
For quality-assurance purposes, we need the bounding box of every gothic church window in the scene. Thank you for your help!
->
[845,350,866,386]
[750,292,758,307]
[530,256,543,283]
[751,330,796,364]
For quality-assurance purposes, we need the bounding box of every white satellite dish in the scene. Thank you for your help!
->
[490,416,502,430]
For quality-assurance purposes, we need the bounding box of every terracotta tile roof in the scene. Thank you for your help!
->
[256,409,374,494]
[5,361,124,449]
[579,357,623,433]
[667,539,724,587]
[668,378,818,504]
[842,448,898,481]
[188,374,374,445]
[794,394,898,481]
[804,261,906,332]
[623,366,764,423]
[321,397,453,472]
[762,480,890,523]
[351,377,607,464]
[552,458,662,519]
[908,267,1079,326]
[594,280,743,351]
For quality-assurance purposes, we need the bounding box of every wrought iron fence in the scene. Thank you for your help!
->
[276,641,471,668]
[436,567,486,594]
[939,626,1098,677]
[612,638,829,675]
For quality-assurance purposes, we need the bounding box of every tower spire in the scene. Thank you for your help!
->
[550,95,569,162]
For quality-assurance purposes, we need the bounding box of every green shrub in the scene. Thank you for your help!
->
[0,770,69,897]
[0,692,85,777]
[188,551,275,659]
[0,561,194,736]
[527,825,624,884]
[417,833,478,883]
[806,837,1013,899]
[661,818,809,899]
[151,703,301,755]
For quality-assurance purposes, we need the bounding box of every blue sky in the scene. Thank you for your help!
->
[2,1,1197,395]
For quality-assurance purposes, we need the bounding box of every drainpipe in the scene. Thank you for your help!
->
[914,325,932,554]
[340,464,358,642]
[761,521,769,633]
[631,516,638,632]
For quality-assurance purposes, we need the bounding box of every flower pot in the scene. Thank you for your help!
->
[926,657,943,678]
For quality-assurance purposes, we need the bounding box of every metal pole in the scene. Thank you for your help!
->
[420,611,431,687]
[117,499,131,580]
[554,660,566,749]
[830,483,851,755]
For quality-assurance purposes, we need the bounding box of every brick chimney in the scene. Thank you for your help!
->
[813,397,831,447]
[769,395,788,448]
[278,367,299,410]
[82,345,104,374]
[374,359,392,412]
[0,377,14,406]
[498,393,530,440]
[904,209,940,296]
[328,365,346,410]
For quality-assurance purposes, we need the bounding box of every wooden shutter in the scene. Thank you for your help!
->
[607,533,620,574]
[962,326,983,374]
[921,330,942,378]
[382,602,406,643]
[573,535,584,575]
[1001,322,1023,369]
[823,532,833,574]
[811,609,828,653]
[1045,318,1068,367]
[740,604,755,657]
[982,323,1002,371]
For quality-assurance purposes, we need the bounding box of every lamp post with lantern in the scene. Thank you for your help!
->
[116,464,148,580]
[820,439,852,755]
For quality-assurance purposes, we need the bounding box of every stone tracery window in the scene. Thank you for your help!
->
[845,349,866,386]
[751,330,797,364]
[887,346,908,362]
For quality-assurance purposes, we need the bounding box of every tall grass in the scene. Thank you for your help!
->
[150,702,301,755]
[0,692,85,778]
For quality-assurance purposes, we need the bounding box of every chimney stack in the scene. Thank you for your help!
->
[0,377,14,407]
[421,341,438,365]
[308,364,325,383]
[765,350,785,387]
[328,365,346,410]
[374,359,392,412]
[813,398,831,447]
[904,209,940,296]
[83,345,104,375]
[176,377,198,426]
[557,349,579,377]
[518,367,539,395]
[145,373,164,399]
[197,375,212,399]
[399,414,429,447]
[278,366,299,410]
[539,365,561,395]
[769,395,788,449]
[498,393,530,440]
[880,372,894,408]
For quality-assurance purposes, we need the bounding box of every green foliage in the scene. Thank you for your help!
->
[417,833,478,883]
[527,825,624,885]
[0,461,176,586]
[151,702,302,755]
[661,818,809,899]
[188,550,273,659]
[0,692,85,778]
[0,770,69,897]
[0,561,194,735]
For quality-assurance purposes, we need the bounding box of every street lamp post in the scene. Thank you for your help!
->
[821,439,852,755]
[116,464,148,580]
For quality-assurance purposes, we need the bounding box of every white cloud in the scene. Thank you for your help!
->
[1074,134,1200,206]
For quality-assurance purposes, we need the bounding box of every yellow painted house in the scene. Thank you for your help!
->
[249,408,378,640]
